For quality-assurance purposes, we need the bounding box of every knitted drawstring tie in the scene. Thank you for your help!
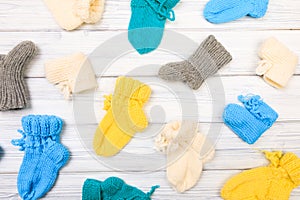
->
[145,0,175,21]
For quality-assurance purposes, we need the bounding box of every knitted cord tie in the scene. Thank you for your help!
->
[144,0,175,21]
[103,94,147,111]
[238,95,266,118]
[56,80,73,100]
[146,185,160,198]
[256,59,273,75]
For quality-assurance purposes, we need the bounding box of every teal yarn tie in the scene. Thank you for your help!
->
[203,0,269,24]
[146,185,160,198]
[128,0,179,54]
[223,94,278,144]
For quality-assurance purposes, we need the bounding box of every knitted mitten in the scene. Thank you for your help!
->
[223,95,278,144]
[93,76,151,156]
[44,0,104,30]
[221,151,300,200]
[128,0,179,54]
[155,121,215,192]
[158,35,232,90]
[11,115,64,199]
[45,52,98,99]
[256,37,299,89]
[82,177,159,199]
[0,41,37,111]
[203,0,269,24]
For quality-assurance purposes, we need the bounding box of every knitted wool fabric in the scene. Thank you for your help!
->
[158,35,232,90]
[45,52,98,100]
[0,41,37,111]
[256,37,299,89]
[82,177,159,199]
[223,94,278,144]
[203,0,269,24]
[155,121,215,192]
[44,0,104,30]
[11,115,69,200]
[128,0,179,54]
[93,76,151,156]
[221,151,300,200]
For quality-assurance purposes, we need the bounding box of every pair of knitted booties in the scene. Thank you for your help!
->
[11,115,69,200]
[0,41,37,111]
[155,121,215,192]
[44,0,105,30]
[222,151,300,200]
[93,76,151,156]
[82,177,159,199]
[223,94,278,144]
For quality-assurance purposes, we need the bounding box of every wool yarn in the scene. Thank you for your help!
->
[203,0,269,24]
[93,76,151,156]
[155,121,215,192]
[45,52,98,99]
[44,0,105,30]
[82,177,159,199]
[221,151,300,200]
[256,37,299,89]
[0,41,37,111]
[158,35,232,90]
[128,0,179,54]
[11,115,69,200]
[223,94,278,144]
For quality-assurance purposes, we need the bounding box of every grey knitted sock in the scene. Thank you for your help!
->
[158,35,232,90]
[0,41,37,111]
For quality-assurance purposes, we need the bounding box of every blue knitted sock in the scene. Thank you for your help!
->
[203,0,269,24]
[128,0,179,54]
[11,115,64,200]
[30,140,69,199]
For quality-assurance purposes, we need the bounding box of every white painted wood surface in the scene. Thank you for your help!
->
[0,0,300,199]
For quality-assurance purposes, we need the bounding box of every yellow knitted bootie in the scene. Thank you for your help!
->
[93,77,151,156]
[221,151,300,200]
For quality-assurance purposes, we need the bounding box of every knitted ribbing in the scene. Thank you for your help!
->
[203,0,269,24]
[0,41,37,111]
[223,95,278,144]
[11,115,69,200]
[221,151,300,200]
[82,177,159,200]
[256,37,299,89]
[128,0,179,54]
[158,35,232,90]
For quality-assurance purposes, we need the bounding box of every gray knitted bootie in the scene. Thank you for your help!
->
[158,35,232,90]
[0,41,37,111]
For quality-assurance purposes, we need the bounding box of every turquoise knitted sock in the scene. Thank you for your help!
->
[11,115,64,200]
[203,0,269,24]
[128,0,179,54]
[82,177,159,199]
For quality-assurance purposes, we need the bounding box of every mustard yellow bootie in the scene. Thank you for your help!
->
[93,77,151,156]
[221,151,300,200]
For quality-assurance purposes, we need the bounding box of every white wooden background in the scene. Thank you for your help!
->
[1,0,300,199]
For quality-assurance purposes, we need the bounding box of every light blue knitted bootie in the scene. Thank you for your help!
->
[128,0,179,54]
[223,95,278,144]
[203,0,269,24]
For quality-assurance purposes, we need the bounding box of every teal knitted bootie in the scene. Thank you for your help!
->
[128,0,179,54]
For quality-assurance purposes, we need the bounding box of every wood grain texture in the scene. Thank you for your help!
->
[0,0,300,199]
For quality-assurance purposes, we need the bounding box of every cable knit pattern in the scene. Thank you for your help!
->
[93,76,151,156]
[221,151,300,200]
[158,35,232,90]
[82,177,159,200]
[256,37,299,88]
[11,115,69,200]
[0,41,37,111]
[223,94,278,144]
[128,0,179,54]
[203,0,269,24]
[155,121,215,193]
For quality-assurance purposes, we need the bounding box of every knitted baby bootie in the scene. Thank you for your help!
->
[221,151,300,200]
[93,76,151,156]
[203,0,269,24]
[158,35,232,90]
[128,0,179,54]
[0,41,37,111]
